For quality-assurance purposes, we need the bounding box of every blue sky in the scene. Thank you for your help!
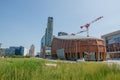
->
[0,0,120,53]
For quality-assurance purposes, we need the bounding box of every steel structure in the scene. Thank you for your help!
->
[72,16,103,37]
[80,16,103,37]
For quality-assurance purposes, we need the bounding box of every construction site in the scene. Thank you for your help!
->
[41,15,120,61]
[41,16,108,61]
[51,16,107,61]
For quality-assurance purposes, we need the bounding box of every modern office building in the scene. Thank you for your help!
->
[45,17,53,47]
[58,32,68,36]
[51,35,106,61]
[0,48,6,56]
[102,30,120,59]
[5,47,16,55]
[41,35,45,50]
[23,48,28,56]
[45,28,48,46]
[41,17,53,58]
[5,46,28,56]
[29,44,35,57]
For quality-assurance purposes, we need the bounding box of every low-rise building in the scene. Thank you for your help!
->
[58,32,68,36]
[5,46,28,56]
[102,30,120,59]
[52,35,106,61]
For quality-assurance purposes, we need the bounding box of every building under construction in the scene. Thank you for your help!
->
[51,35,106,61]
[41,16,107,60]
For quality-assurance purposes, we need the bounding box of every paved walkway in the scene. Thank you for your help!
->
[103,60,120,66]
[37,58,120,65]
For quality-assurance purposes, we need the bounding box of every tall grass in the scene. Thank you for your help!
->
[0,58,120,80]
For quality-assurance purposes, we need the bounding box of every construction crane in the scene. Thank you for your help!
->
[71,16,103,36]
[80,16,103,37]
[71,30,87,35]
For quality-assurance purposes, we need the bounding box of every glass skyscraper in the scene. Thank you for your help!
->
[45,17,53,47]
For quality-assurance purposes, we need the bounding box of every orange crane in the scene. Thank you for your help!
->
[71,16,103,37]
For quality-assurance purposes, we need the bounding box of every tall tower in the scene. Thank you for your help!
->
[45,17,53,47]
[29,44,35,57]
[41,35,45,50]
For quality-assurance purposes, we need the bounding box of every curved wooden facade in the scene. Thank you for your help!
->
[51,36,106,61]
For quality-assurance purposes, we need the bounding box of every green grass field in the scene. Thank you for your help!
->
[0,58,120,80]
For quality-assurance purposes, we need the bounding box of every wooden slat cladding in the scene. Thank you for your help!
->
[51,37,106,61]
